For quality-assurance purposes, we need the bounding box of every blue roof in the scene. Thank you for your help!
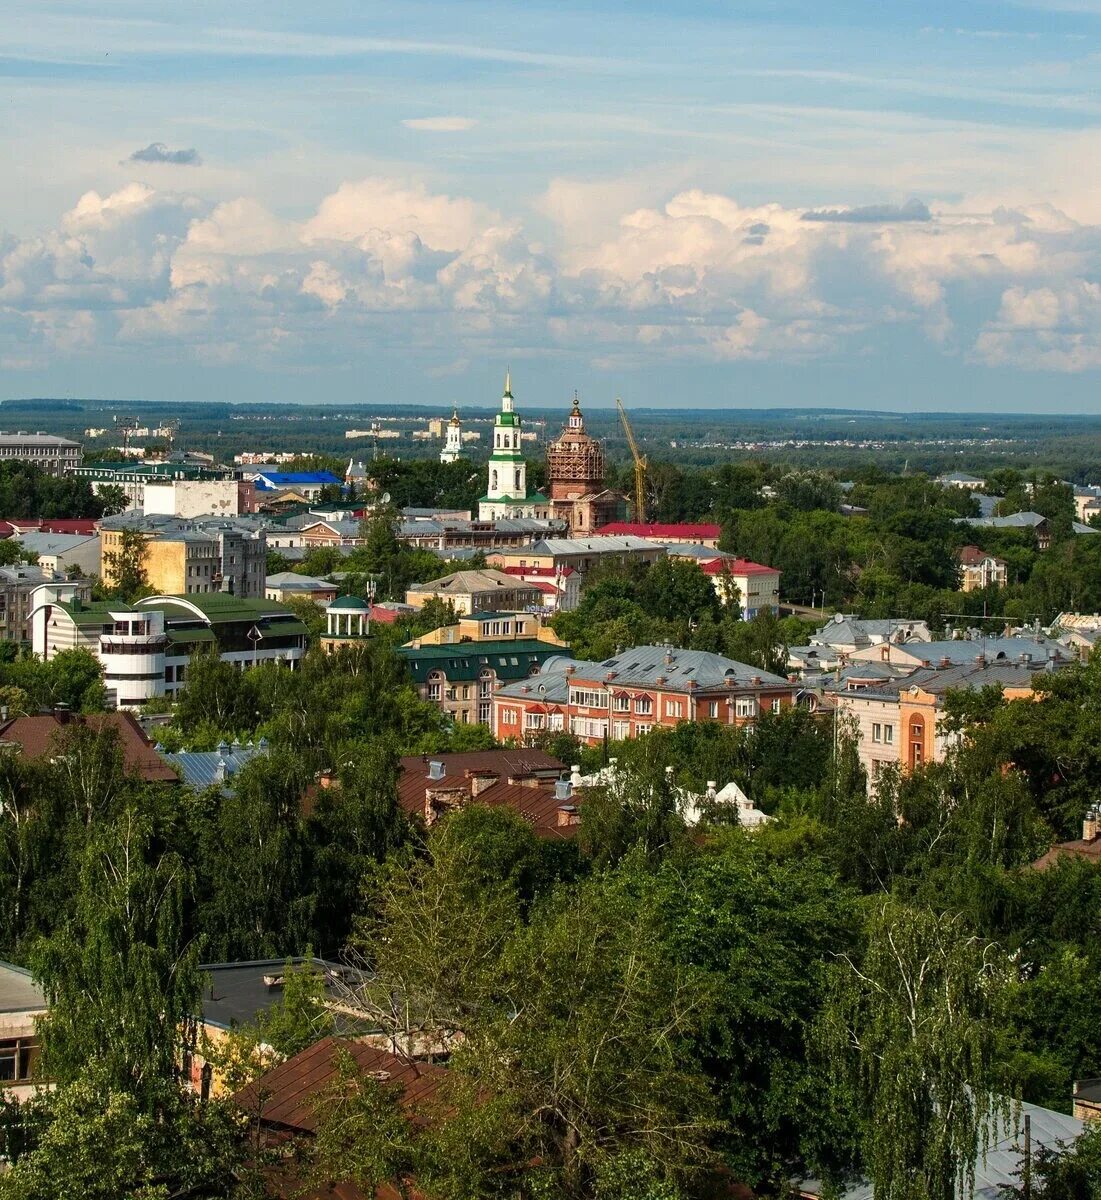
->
[156,739,269,792]
[254,471,341,488]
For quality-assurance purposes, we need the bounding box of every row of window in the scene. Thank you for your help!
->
[872,722,895,744]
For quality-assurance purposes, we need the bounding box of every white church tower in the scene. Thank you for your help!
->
[478,370,550,521]
[440,407,463,464]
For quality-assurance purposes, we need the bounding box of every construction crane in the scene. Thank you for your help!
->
[615,396,647,523]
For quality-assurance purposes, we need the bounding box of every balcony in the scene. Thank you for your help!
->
[99,635,168,655]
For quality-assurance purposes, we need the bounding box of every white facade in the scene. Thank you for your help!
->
[143,479,241,518]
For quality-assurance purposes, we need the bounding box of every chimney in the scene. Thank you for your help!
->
[55,702,71,725]
[939,656,951,669]
[1046,647,1058,673]
[467,769,499,798]
[554,776,572,801]
[213,758,227,785]
[556,804,579,827]
[664,647,674,665]
[706,780,717,801]
[1084,809,1099,843]
[570,763,584,788]
[751,675,761,686]
[427,760,445,781]
[974,654,986,667]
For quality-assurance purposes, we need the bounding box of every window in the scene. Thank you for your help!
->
[634,722,652,736]
[735,696,758,719]
[478,702,491,724]
[883,723,894,744]
[664,699,683,719]
[873,723,882,743]
[612,720,630,740]
[612,693,630,712]
[771,698,782,713]
[635,695,653,716]
[569,689,608,709]
[571,716,608,739]
[0,1038,36,1082]
[708,700,720,719]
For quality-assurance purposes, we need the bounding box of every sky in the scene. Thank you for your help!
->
[4,2,1101,412]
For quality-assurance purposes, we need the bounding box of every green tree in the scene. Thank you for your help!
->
[101,528,150,601]
[31,808,201,1100]
[818,899,1013,1200]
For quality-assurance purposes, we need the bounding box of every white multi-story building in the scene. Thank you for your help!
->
[142,479,242,519]
[30,590,308,709]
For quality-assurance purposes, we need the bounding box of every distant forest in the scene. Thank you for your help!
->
[8,396,1101,480]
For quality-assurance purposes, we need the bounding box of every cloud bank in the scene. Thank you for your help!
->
[128,143,202,166]
[2,175,1100,377]
[401,117,478,132]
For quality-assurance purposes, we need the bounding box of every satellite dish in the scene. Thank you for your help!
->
[381,492,391,504]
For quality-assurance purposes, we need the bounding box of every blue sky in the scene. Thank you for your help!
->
[4,1,1101,411]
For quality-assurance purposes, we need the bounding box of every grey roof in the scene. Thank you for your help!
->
[956,510,1098,535]
[397,517,564,537]
[976,493,1002,518]
[157,739,268,791]
[822,1099,1083,1200]
[657,543,732,560]
[937,471,985,484]
[842,658,1069,700]
[198,957,370,1032]
[505,645,791,694]
[17,531,98,554]
[0,432,79,448]
[0,564,60,585]
[876,637,1074,667]
[0,959,46,1014]
[496,657,593,704]
[265,572,335,592]
[407,568,538,595]
[812,616,930,648]
[500,536,666,557]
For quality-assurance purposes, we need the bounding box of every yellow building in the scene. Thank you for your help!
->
[100,519,267,598]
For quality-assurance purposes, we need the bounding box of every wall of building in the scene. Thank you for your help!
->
[143,480,241,518]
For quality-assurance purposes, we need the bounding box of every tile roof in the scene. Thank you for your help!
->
[1032,835,1101,870]
[0,712,179,783]
[957,544,1005,566]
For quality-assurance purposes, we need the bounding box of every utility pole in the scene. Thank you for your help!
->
[1023,1112,1031,1200]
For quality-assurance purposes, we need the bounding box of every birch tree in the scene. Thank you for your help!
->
[818,898,1013,1200]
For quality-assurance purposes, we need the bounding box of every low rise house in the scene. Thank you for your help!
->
[833,657,1068,784]
[405,568,544,616]
[845,636,1072,671]
[156,738,269,792]
[0,960,47,1101]
[0,711,179,783]
[957,545,1008,591]
[934,470,985,490]
[399,633,571,726]
[264,572,339,604]
[0,568,90,641]
[700,557,781,616]
[398,749,579,836]
[498,565,581,613]
[811,614,933,658]
[494,645,794,745]
[397,516,567,554]
[1031,809,1101,870]
[957,509,1099,548]
[248,470,342,501]
[15,531,101,577]
[487,535,667,578]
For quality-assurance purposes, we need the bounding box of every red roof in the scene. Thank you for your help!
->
[700,557,778,577]
[594,521,722,540]
[234,1038,444,1200]
[0,518,99,537]
[0,712,179,783]
[369,605,403,624]
[957,544,1005,567]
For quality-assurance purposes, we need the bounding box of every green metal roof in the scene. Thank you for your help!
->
[397,639,572,684]
[329,595,371,611]
[140,594,297,625]
[495,413,519,427]
[56,599,136,627]
[165,627,216,645]
[477,491,550,505]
